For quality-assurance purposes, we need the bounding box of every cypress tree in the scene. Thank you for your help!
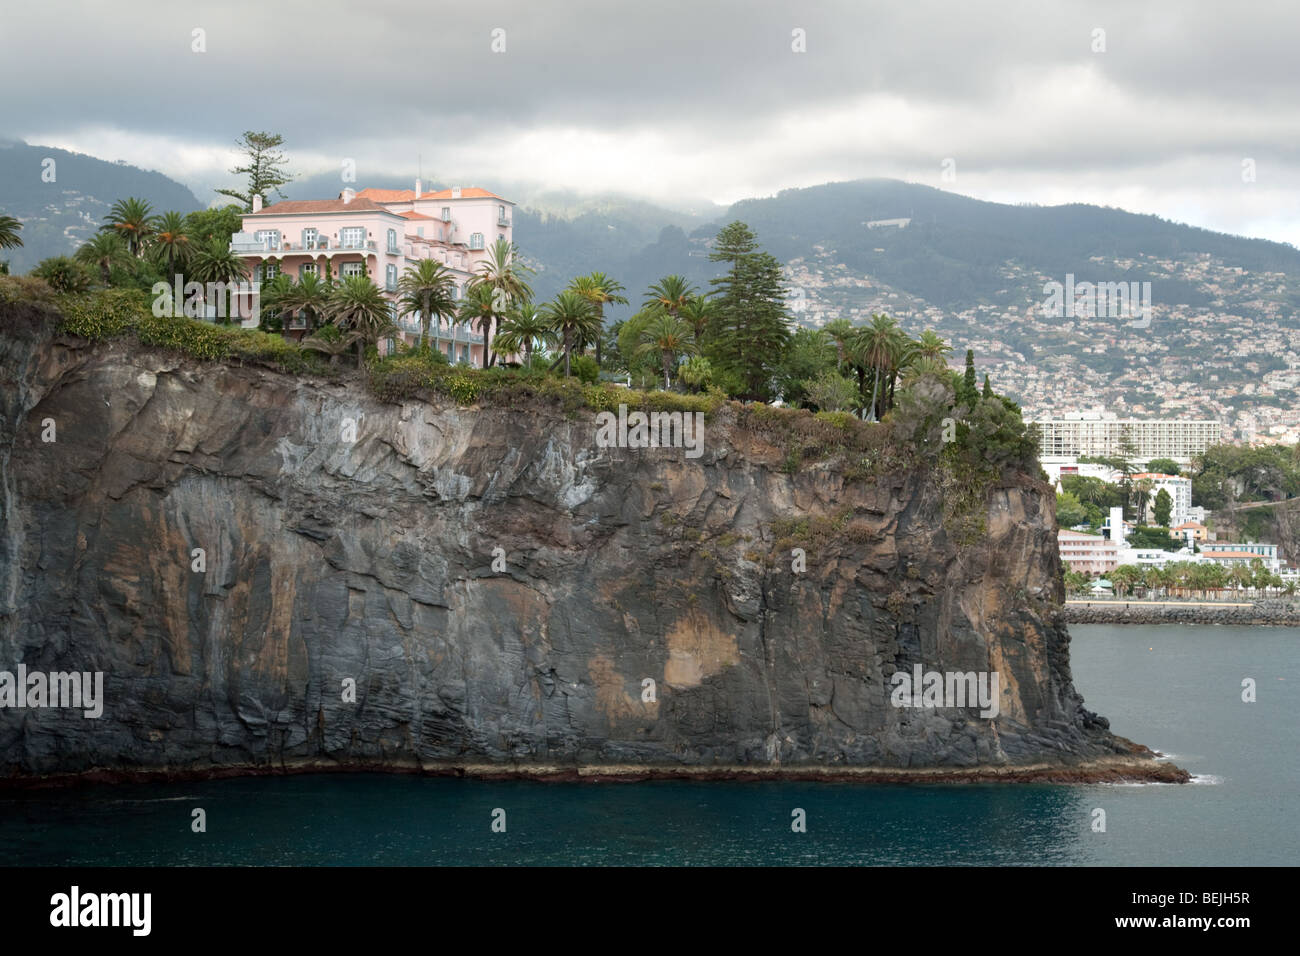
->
[982,373,993,398]
[962,349,977,403]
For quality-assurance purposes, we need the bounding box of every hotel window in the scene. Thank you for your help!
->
[416,226,424,237]
[302,228,319,249]
[441,207,451,221]
[386,264,397,290]
[340,226,365,249]
[387,229,398,253]
[341,262,364,278]
[263,262,279,279]
[469,233,484,250]
[255,229,280,249]
[299,263,318,278]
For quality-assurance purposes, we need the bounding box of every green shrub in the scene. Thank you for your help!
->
[58,288,151,340]
[32,257,93,295]
[570,354,599,384]
[0,275,58,306]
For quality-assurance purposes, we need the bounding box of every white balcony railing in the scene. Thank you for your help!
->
[229,237,380,254]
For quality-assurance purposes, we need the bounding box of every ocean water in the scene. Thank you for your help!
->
[0,624,1294,866]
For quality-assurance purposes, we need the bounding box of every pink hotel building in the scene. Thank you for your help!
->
[229,181,515,364]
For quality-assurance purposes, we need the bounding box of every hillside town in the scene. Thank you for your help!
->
[785,249,1300,445]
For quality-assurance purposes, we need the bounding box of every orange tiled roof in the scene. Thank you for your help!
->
[400,211,437,220]
[355,188,417,202]
[253,197,393,215]
[420,187,503,200]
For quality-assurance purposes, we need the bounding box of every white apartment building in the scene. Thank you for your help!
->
[1131,472,1193,527]
[1032,410,1221,465]
[1200,541,1282,573]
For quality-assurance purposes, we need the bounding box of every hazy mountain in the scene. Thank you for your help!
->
[0,140,202,273]
[6,144,1298,334]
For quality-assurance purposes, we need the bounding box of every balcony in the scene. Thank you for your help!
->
[395,319,484,344]
[497,214,511,227]
[229,236,380,255]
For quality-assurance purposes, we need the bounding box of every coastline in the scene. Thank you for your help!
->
[0,751,1190,790]
[1064,600,1300,626]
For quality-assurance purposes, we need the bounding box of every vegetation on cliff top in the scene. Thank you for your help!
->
[1,269,1040,492]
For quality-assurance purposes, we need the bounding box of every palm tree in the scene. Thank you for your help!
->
[0,215,22,258]
[636,312,696,389]
[75,232,131,285]
[189,238,249,322]
[103,198,157,257]
[493,302,556,365]
[32,256,93,294]
[397,259,458,354]
[276,272,331,333]
[300,323,362,366]
[542,291,599,377]
[900,355,952,386]
[257,273,295,329]
[569,272,628,367]
[458,284,498,367]
[150,211,192,278]
[679,295,717,343]
[850,314,906,421]
[823,318,855,370]
[916,329,952,362]
[467,237,534,367]
[325,275,397,364]
[644,275,695,318]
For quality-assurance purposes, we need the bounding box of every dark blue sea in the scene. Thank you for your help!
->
[1,624,1294,865]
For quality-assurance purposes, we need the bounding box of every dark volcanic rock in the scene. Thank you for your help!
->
[0,314,1176,781]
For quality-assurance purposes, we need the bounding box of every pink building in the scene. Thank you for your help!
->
[229,181,516,365]
[1058,530,1119,575]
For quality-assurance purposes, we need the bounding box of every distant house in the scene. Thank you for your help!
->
[1058,530,1118,574]
[1170,520,1207,544]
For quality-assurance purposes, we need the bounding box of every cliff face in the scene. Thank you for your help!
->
[0,314,1173,781]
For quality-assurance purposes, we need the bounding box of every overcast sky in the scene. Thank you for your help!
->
[3,0,1298,243]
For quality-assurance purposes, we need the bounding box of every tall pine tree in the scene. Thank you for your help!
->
[705,221,791,401]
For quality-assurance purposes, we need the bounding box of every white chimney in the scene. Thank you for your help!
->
[1109,507,1125,548]
[415,178,422,199]
[251,194,263,213]
[341,187,355,204]
[451,186,462,199]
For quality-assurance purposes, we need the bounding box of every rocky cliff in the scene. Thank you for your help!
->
[0,305,1184,783]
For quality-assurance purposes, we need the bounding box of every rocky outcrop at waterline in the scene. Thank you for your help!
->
[0,301,1185,784]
